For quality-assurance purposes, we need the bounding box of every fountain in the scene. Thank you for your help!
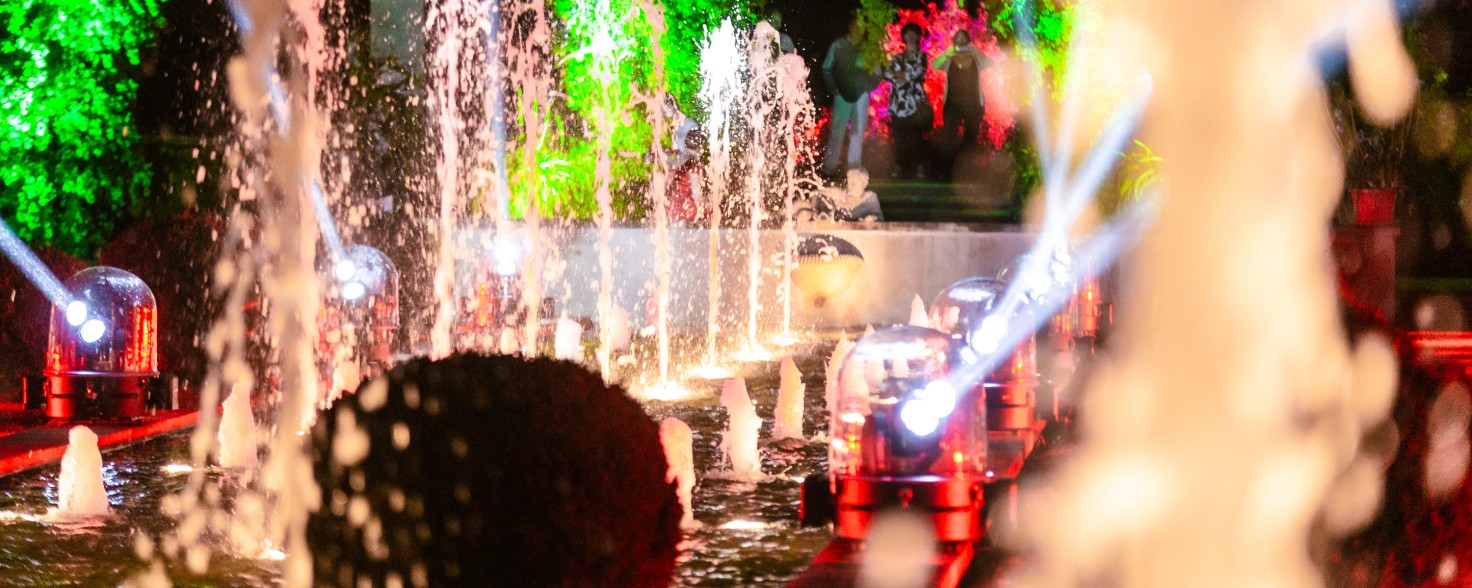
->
[741,22,779,359]
[659,416,701,531]
[698,20,744,370]
[719,377,764,482]
[0,0,1450,586]
[773,356,805,441]
[775,45,818,345]
[56,426,110,517]
[636,0,675,386]
[908,294,930,328]
[218,386,258,473]
[553,316,584,361]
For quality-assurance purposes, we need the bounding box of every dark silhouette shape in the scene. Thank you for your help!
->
[308,353,683,587]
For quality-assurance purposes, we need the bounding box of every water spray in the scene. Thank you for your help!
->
[563,0,630,382]
[698,19,746,368]
[223,0,352,268]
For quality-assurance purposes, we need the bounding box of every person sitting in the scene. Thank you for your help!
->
[814,167,885,222]
[667,130,708,223]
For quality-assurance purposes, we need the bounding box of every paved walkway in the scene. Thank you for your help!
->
[0,405,198,476]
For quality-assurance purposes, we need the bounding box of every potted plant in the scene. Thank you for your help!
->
[1331,84,1411,226]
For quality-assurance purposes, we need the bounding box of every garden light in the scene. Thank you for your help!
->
[44,267,158,419]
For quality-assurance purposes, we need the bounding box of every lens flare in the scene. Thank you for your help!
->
[341,281,366,301]
[900,398,941,436]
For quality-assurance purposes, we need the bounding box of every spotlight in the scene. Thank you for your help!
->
[45,267,158,419]
[790,234,864,308]
[491,233,523,277]
[79,319,106,343]
[65,301,87,327]
[318,245,400,369]
[341,281,366,302]
[334,258,357,282]
[899,397,941,436]
[795,326,988,587]
[998,250,1108,349]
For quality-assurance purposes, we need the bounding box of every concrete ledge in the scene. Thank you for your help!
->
[0,410,198,477]
[454,221,1035,331]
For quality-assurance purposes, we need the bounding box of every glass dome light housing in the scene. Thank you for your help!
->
[997,250,1105,342]
[928,276,1006,340]
[318,245,400,362]
[45,266,159,378]
[791,234,864,306]
[930,277,1038,385]
[830,326,986,479]
[462,232,528,331]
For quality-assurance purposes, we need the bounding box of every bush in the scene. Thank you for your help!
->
[98,212,225,388]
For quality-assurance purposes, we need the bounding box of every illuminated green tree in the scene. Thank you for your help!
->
[0,0,160,257]
[514,0,755,220]
[659,0,755,118]
[985,0,1075,94]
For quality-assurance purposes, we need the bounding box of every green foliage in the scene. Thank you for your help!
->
[855,0,897,69]
[1101,139,1161,215]
[526,0,761,220]
[0,0,161,258]
[660,0,755,119]
[1004,132,1041,210]
[541,0,658,219]
[982,0,1077,213]
[984,0,1075,96]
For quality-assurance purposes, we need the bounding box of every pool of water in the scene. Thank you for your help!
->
[0,431,281,587]
[646,345,838,586]
[0,342,842,586]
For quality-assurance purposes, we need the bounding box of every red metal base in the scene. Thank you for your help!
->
[45,376,148,419]
[788,539,975,588]
[833,476,984,542]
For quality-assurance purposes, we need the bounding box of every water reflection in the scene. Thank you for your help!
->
[0,432,279,586]
[0,345,841,585]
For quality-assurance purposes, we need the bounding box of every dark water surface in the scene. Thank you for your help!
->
[0,343,839,587]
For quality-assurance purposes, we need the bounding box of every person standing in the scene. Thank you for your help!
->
[767,9,796,55]
[932,29,993,179]
[821,17,881,178]
[884,23,931,179]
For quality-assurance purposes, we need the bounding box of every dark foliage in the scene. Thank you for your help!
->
[0,248,87,386]
[1327,303,1472,586]
[98,212,225,388]
[308,354,682,587]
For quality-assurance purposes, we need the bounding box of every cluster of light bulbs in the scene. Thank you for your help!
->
[65,301,107,343]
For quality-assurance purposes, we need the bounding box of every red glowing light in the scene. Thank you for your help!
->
[866,1,1017,147]
[129,305,156,373]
